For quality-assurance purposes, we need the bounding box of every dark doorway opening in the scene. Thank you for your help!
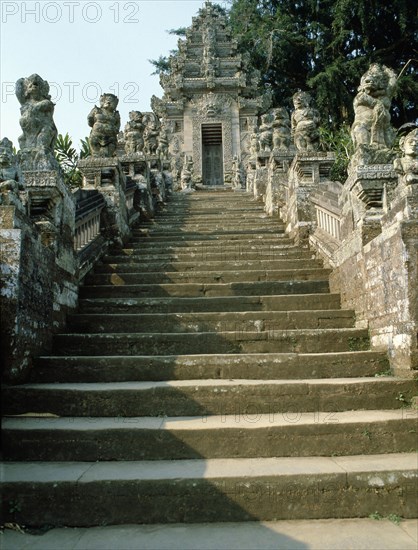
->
[202,123,223,186]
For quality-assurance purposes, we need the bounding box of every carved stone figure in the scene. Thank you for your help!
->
[394,129,418,185]
[15,73,58,169]
[351,64,397,157]
[157,120,169,159]
[272,107,291,151]
[258,113,273,153]
[181,156,194,190]
[88,93,120,157]
[250,126,260,156]
[0,138,24,206]
[232,155,243,189]
[291,92,320,152]
[144,116,160,155]
[124,111,145,154]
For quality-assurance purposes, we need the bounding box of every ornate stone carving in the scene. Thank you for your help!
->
[232,155,244,189]
[249,126,260,157]
[88,93,120,158]
[258,113,273,153]
[0,138,24,207]
[15,73,58,170]
[350,64,397,167]
[181,155,194,190]
[394,128,418,185]
[157,120,170,159]
[143,114,160,155]
[272,107,291,151]
[124,111,145,154]
[291,92,320,152]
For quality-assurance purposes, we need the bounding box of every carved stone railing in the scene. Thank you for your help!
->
[1,153,169,383]
[314,205,341,240]
[74,190,105,252]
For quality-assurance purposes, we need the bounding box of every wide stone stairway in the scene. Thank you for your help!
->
[2,188,417,527]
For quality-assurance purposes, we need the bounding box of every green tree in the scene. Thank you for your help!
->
[54,133,90,187]
[228,0,417,129]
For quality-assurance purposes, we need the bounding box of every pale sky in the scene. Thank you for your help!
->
[1,0,224,149]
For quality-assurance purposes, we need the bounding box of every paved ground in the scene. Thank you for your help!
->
[1,519,417,549]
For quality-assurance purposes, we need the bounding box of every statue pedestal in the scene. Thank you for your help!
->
[285,152,335,246]
[78,157,129,246]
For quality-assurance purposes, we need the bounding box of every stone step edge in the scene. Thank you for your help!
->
[4,409,416,431]
[4,376,405,391]
[2,453,416,482]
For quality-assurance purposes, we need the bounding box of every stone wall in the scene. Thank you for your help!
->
[330,183,418,375]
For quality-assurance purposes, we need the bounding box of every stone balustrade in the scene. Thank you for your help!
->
[74,190,105,252]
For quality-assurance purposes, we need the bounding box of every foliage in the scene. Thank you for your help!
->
[228,0,417,129]
[54,133,90,187]
[319,124,354,182]
[149,54,172,76]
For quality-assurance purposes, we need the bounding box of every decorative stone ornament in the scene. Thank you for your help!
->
[88,93,120,158]
[350,64,397,167]
[394,128,418,185]
[15,73,58,170]
[124,111,145,154]
[291,92,320,152]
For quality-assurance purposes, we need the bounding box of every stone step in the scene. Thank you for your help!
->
[102,246,306,263]
[129,234,290,244]
[138,222,285,232]
[132,226,286,235]
[2,378,414,417]
[3,410,417,462]
[2,453,416,526]
[94,258,323,274]
[31,351,390,383]
[67,310,355,334]
[49,327,370,356]
[78,293,342,314]
[79,280,330,299]
[150,208,268,218]
[85,268,332,286]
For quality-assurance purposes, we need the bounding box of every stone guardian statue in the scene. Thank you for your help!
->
[88,93,121,157]
[291,91,320,152]
[15,73,58,169]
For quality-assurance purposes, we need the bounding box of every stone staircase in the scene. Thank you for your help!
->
[2,188,417,527]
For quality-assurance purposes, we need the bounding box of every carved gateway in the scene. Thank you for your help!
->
[190,93,235,181]
[153,1,269,186]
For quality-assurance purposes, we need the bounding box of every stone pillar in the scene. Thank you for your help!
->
[78,157,129,246]
[285,152,335,246]
[265,153,293,216]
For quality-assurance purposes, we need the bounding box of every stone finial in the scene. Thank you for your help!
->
[124,111,145,154]
[272,107,291,151]
[350,64,397,166]
[291,91,320,152]
[88,93,120,157]
[394,128,418,185]
[15,74,58,170]
[258,113,273,153]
